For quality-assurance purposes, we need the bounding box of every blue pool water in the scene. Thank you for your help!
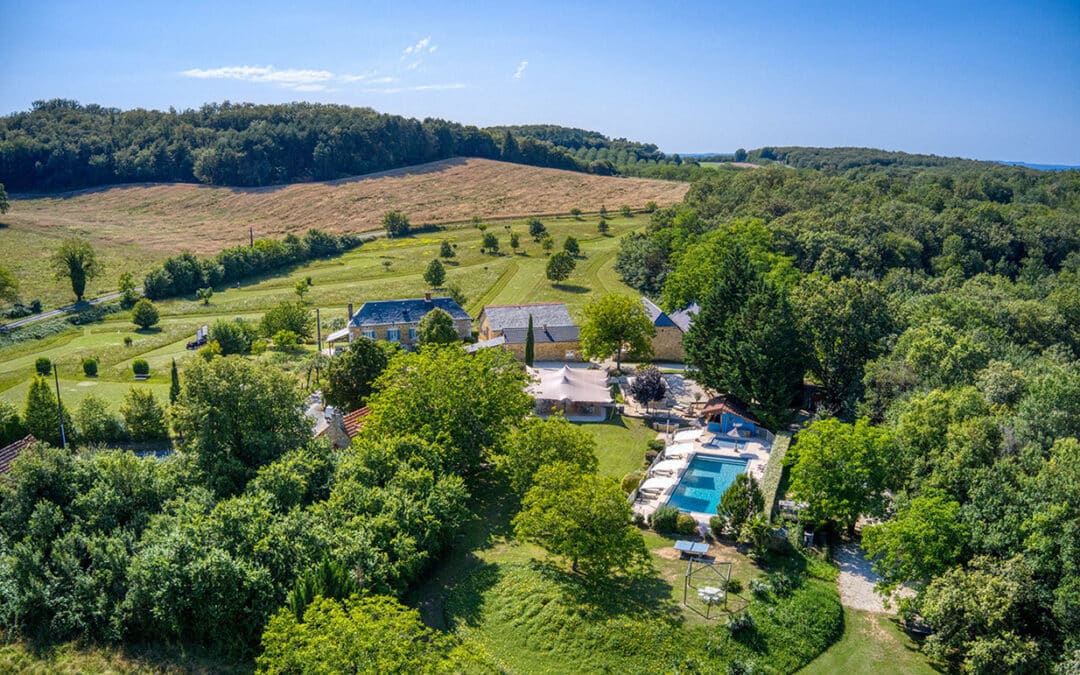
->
[666,455,749,514]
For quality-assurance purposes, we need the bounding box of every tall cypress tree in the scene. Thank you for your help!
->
[169,358,181,404]
[24,376,72,446]
[525,315,535,366]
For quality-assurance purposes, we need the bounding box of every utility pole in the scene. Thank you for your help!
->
[53,368,67,450]
[315,308,322,384]
[249,226,254,248]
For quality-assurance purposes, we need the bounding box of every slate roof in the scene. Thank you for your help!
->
[641,297,677,328]
[350,297,470,327]
[465,336,507,353]
[502,325,580,345]
[0,435,36,475]
[669,303,700,333]
[481,303,574,332]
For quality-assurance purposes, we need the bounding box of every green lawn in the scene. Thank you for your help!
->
[800,608,938,674]
[577,414,656,479]
[0,215,642,409]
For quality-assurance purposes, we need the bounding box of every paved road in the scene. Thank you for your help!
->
[0,291,124,331]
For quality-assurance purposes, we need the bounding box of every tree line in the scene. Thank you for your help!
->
[615,159,1080,670]
[0,100,663,192]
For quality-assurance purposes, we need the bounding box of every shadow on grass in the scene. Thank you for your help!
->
[552,283,590,294]
[532,559,683,623]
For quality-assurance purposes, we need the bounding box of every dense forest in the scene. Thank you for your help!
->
[617,161,1080,671]
[0,100,693,192]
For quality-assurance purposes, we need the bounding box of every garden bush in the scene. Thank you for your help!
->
[82,357,98,377]
[675,513,698,536]
[132,359,150,376]
[621,471,643,495]
[725,612,756,635]
[644,449,660,466]
[34,357,51,376]
[710,515,726,539]
[649,505,679,533]
[646,438,665,452]
[724,578,743,595]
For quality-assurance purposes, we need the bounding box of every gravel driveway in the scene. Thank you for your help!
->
[834,544,887,612]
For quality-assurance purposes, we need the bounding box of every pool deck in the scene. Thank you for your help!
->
[632,427,772,529]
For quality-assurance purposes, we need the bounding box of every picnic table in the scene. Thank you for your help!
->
[674,540,709,558]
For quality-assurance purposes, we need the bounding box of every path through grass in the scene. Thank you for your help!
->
[800,608,937,674]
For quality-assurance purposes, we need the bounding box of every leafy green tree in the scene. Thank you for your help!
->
[524,314,535,366]
[131,297,159,330]
[260,301,313,340]
[82,357,98,377]
[209,318,256,355]
[423,258,446,287]
[580,294,655,371]
[23,376,71,446]
[257,595,492,674]
[324,336,390,411]
[50,238,101,302]
[683,243,805,428]
[597,220,609,235]
[717,473,764,537]
[614,232,667,296]
[171,357,308,495]
[785,418,898,532]
[445,282,467,308]
[541,236,555,254]
[501,417,599,496]
[195,286,213,305]
[513,462,649,575]
[863,490,966,594]
[382,210,410,237]
[793,276,891,413]
[169,358,180,404]
[919,556,1045,673]
[294,279,310,302]
[117,271,139,308]
[75,394,126,443]
[417,307,459,345]
[482,232,499,253]
[510,232,520,253]
[0,182,7,213]
[620,205,632,218]
[0,400,26,445]
[120,388,168,441]
[439,240,455,258]
[570,207,582,218]
[545,251,576,284]
[734,148,748,162]
[893,319,990,388]
[364,345,532,474]
[0,265,19,303]
[528,218,547,241]
[563,236,580,256]
[34,357,51,376]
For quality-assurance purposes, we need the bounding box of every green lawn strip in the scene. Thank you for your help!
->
[762,431,793,519]
[0,640,250,674]
[799,608,938,674]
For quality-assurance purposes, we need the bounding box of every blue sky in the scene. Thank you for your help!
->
[2,1,1078,163]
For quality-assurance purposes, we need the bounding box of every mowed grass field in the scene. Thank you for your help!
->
[2,158,688,307]
[0,214,643,409]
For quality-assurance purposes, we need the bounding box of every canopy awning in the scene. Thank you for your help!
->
[527,365,613,404]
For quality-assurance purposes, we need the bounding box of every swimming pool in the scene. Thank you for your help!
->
[666,455,749,514]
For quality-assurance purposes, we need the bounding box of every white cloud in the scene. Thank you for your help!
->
[513,60,529,80]
[181,65,387,90]
[403,37,432,56]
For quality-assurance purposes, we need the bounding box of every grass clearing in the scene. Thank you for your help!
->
[4,158,686,307]
[0,216,644,410]
[578,414,656,479]
[799,608,938,674]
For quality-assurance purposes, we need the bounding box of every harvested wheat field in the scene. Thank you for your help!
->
[7,158,688,255]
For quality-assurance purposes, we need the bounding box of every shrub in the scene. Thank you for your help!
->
[621,471,643,495]
[646,438,666,452]
[710,515,726,539]
[383,210,410,237]
[528,218,547,240]
[121,388,168,441]
[210,318,256,355]
[632,512,646,528]
[724,578,743,595]
[132,359,150,376]
[563,236,580,256]
[728,660,756,675]
[620,205,633,217]
[131,298,160,330]
[649,505,679,533]
[675,513,698,536]
[123,336,133,347]
[34,357,51,376]
[439,240,455,258]
[272,330,300,350]
[260,301,313,340]
[570,207,582,217]
[82,357,98,377]
[644,449,660,466]
[749,578,770,599]
[597,220,609,235]
[645,201,658,213]
[726,612,756,635]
